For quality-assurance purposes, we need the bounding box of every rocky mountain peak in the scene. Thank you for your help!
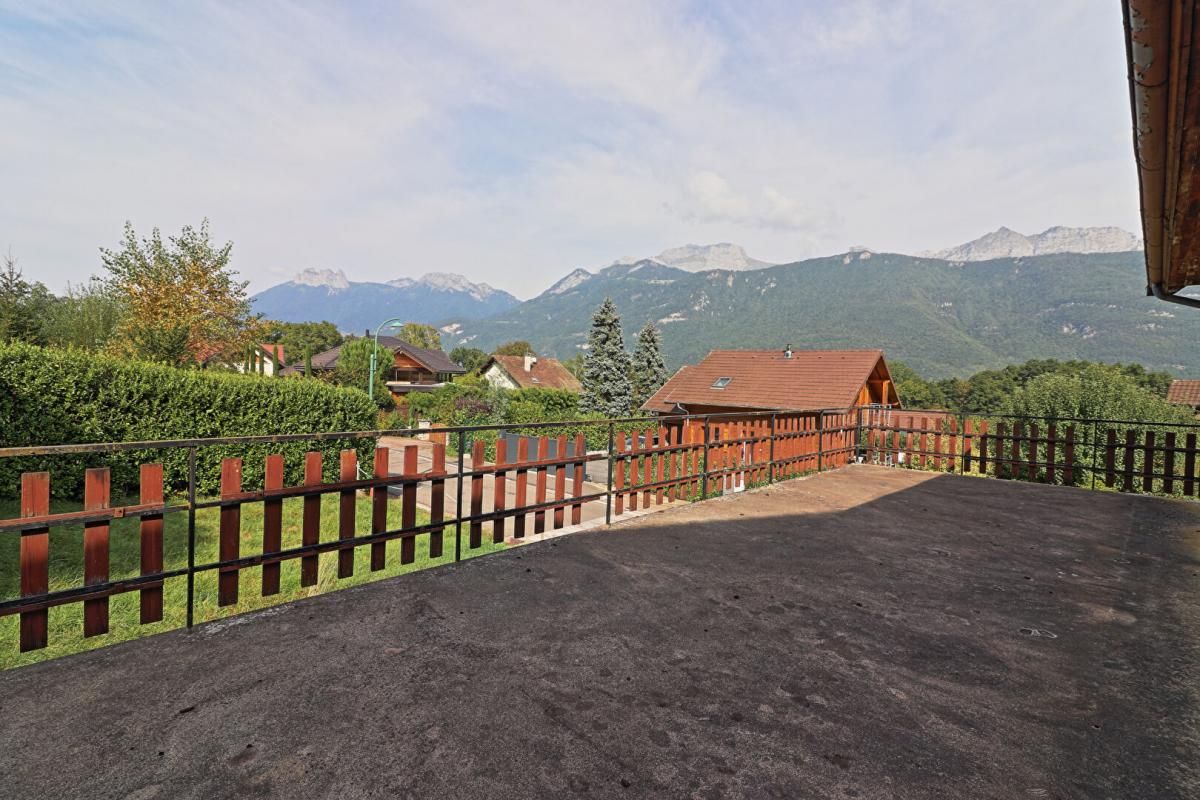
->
[291,268,350,290]
[922,226,1142,262]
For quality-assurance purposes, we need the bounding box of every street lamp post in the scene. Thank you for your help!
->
[367,317,407,400]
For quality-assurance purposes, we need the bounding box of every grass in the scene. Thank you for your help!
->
[0,492,504,670]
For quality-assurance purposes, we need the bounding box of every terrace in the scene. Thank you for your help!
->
[1,411,1199,797]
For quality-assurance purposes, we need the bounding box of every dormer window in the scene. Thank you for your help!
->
[711,377,732,389]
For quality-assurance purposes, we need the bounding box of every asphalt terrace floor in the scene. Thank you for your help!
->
[2,465,1199,799]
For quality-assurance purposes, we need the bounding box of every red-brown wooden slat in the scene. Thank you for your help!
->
[614,434,626,516]
[655,427,667,504]
[19,471,50,651]
[995,422,1008,478]
[947,417,958,472]
[978,420,989,474]
[1123,430,1136,492]
[571,432,585,525]
[1028,422,1039,482]
[1164,432,1176,495]
[1105,428,1117,487]
[139,463,165,623]
[1142,431,1155,493]
[534,436,549,534]
[666,427,677,502]
[918,417,928,469]
[493,439,508,543]
[218,458,242,606]
[933,421,943,470]
[644,429,655,506]
[1185,433,1197,497]
[963,419,974,472]
[262,454,284,595]
[401,445,419,562]
[338,450,356,578]
[628,433,639,510]
[371,448,388,570]
[1064,426,1076,485]
[429,444,446,557]
[301,452,322,587]
[514,438,529,538]
[1010,421,1022,480]
[1046,425,1057,485]
[82,467,111,637]
[470,439,486,547]
[554,435,568,528]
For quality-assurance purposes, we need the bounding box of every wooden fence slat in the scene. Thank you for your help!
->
[338,450,356,578]
[963,419,974,472]
[139,463,165,624]
[1010,421,1022,480]
[470,439,486,547]
[629,433,640,510]
[655,427,667,505]
[571,432,585,525]
[554,435,568,528]
[978,420,989,474]
[534,436,549,534]
[1123,430,1136,492]
[933,421,943,470]
[614,434,626,516]
[1064,426,1076,486]
[19,471,50,651]
[1164,432,1176,495]
[1046,424,1057,485]
[1142,431,1155,494]
[218,458,242,606]
[1026,422,1038,482]
[371,448,388,571]
[514,438,529,538]
[401,445,419,562]
[947,417,958,472]
[1105,429,1117,487]
[262,454,284,595]
[666,427,677,502]
[82,467,111,638]
[429,444,446,557]
[301,452,322,587]
[493,439,508,543]
[1185,433,1197,497]
[643,429,655,506]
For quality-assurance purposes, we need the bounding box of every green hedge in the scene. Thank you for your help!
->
[0,343,377,498]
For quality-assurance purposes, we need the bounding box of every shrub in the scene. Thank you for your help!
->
[0,342,377,498]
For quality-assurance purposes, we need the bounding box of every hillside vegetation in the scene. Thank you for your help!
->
[444,251,1200,379]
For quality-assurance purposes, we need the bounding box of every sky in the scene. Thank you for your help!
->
[1,1,1139,298]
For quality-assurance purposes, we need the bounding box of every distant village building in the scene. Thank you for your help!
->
[1167,379,1200,415]
[481,354,582,392]
[641,348,900,418]
[282,337,465,404]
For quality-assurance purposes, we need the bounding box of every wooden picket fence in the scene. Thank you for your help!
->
[0,411,860,656]
[863,409,1200,496]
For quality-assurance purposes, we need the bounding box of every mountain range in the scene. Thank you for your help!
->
[247,228,1200,380]
[251,269,519,332]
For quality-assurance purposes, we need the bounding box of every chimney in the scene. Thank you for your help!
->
[524,354,537,372]
[784,344,793,359]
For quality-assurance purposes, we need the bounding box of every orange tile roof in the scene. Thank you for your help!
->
[642,349,889,413]
[1167,379,1200,405]
[487,355,582,391]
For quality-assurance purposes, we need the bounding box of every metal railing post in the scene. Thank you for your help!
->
[455,430,466,562]
[768,412,777,484]
[817,411,825,472]
[702,416,711,499]
[186,446,197,630]
[605,422,615,525]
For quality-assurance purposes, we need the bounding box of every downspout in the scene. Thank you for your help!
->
[1150,281,1200,307]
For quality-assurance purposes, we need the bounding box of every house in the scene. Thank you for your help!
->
[481,354,582,392]
[641,347,900,417]
[282,337,466,403]
[199,343,285,376]
[1167,380,1200,415]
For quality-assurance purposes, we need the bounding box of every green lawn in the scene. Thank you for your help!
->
[0,492,504,670]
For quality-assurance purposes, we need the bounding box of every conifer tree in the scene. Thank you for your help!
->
[630,321,668,409]
[579,298,632,417]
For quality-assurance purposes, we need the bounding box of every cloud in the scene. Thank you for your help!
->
[0,1,1139,299]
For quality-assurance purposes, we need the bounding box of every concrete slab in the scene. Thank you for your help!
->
[2,466,1198,799]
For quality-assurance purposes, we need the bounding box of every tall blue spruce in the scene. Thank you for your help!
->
[630,321,668,410]
[579,298,633,417]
